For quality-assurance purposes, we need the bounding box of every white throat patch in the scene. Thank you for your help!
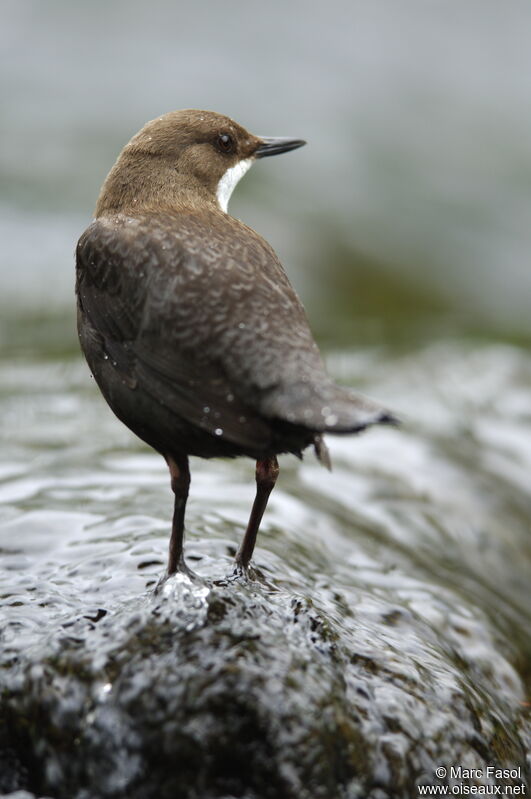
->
[216,158,253,213]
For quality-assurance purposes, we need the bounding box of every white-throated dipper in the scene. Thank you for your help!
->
[76,109,396,577]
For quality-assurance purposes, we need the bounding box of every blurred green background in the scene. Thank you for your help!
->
[2,0,531,355]
[1,8,531,787]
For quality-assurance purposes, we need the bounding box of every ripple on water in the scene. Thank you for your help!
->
[0,345,530,796]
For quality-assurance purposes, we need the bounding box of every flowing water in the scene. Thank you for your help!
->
[0,317,529,797]
[2,1,531,794]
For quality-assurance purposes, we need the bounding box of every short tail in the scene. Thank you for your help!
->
[312,407,398,470]
[262,379,399,436]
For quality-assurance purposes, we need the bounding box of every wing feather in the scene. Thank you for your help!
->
[76,212,393,453]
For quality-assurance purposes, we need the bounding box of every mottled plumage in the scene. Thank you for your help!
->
[76,110,395,576]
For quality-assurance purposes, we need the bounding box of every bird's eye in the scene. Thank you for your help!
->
[216,133,234,154]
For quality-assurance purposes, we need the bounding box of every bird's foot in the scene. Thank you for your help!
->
[154,557,199,594]
[215,560,273,589]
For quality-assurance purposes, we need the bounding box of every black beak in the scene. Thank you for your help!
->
[254,137,306,158]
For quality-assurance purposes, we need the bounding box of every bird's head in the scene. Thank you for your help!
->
[95,109,305,216]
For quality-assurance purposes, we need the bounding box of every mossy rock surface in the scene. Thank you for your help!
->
[1,573,528,799]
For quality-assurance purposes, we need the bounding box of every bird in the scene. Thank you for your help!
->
[75,109,396,578]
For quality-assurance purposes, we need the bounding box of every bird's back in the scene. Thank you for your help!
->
[76,209,391,463]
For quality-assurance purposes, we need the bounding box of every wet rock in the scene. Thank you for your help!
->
[1,345,530,797]
[0,572,528,799]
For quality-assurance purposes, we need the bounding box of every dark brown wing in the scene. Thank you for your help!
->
[76,211,390,455]
[76,214,277,453]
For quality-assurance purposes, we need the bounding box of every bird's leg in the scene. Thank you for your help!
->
[165,454,191,576]
[235,456,279,569]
